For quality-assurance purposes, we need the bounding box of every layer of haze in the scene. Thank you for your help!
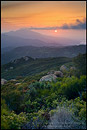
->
[1,1,86,43]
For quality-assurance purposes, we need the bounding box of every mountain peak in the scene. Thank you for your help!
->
[11,56,34,64]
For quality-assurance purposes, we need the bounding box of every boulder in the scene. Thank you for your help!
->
[60,65,68,72]
[15,83,21,85]
[39,74,57,82]
[1,79,7,85]
[10,79,16,81]
[54,71,63,77]
[10,67,13,70]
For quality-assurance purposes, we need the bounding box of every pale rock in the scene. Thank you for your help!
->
[1,78,7,85]
[54,71,63,77]
[39,74,57,82]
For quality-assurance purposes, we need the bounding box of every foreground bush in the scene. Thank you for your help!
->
[47,106,86,129]
[1,111,27,129]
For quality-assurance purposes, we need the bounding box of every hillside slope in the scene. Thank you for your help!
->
[1,56,72,80]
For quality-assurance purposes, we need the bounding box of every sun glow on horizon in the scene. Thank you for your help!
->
[55,30,57,33]
[1,1,86,41]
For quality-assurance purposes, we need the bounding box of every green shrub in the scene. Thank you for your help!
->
[2,111,27,129]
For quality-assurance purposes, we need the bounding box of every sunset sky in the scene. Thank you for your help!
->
[1,1,86,42]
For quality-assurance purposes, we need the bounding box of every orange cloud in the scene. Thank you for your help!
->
[1,1,86,32]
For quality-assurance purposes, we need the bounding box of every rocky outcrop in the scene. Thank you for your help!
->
[40,70,63,82]
[54,71,63,77]
[40,65,68,82]
[60,65,68,72]
[11,59,19,64]
[39,74,57,82]
[1,79,7,85]
[11,56,34,64]
[23,56,30,61]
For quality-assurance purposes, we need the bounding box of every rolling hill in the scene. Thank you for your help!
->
[1,45,86,64]
[1,56,72,80]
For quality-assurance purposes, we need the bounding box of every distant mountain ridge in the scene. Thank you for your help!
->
[1,34,48,48]
[1,28,80,48]
[1,45,86,64]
